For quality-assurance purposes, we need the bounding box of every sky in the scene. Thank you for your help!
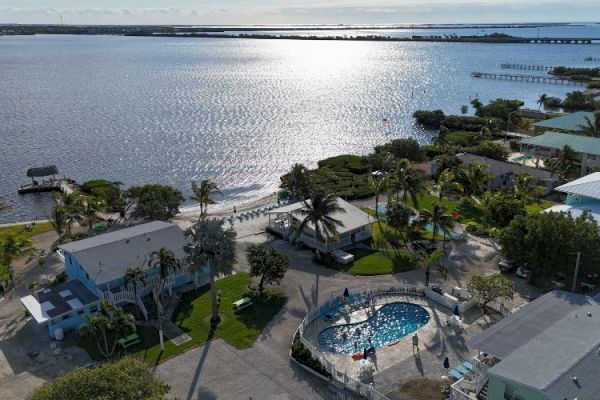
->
[1,0,599,25]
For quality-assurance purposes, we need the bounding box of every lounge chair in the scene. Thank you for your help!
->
[462,361,474,370]
[448,369,463,380]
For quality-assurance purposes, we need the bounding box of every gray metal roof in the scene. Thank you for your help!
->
[267,197,372,235]
[555,172,600,199]
[468,290,587,359]
[456,153,556,181]
[544,344,600,400]
[59,221,187,284]
[26,165,58,177]
[488,299,600,395]
[533,111,595,132]
[520,131,600,156]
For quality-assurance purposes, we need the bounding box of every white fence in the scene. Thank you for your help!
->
[296,284,426,400]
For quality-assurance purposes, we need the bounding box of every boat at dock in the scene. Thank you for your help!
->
[17,165,75,195]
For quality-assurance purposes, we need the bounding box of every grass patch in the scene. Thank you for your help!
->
[331,248,415,275]
[78,325,159,361]
[131,273,286,366]
[525,200,554,213]
[0,221,53,242]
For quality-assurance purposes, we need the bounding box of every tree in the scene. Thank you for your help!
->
[512,173,537,202]
[124,184,184,221]
[374,138,426,162]
[190,179,222,216]
[80,179,125,213]
[547,145,580,183]
[184,219,236,324]
[148,247,180,349]
[578,111,600,137]
[499,212,600,283]
[418,202,455,253]
[369,175,388,220]
[30,357,170,400]
[123,266,146,318]
[294,192,346,256]
[79,301,135,358]
[434,169,462,200]
[467,274,515,316]
[1,233,33,286]
[474,98,523,121]
[386,201,415,249]
[460,105,468,115]
[562,91,597,111]
[482,193,526,228]
[467,141,508,162]
[247,245,289,294]
[470,98,483,112]
[537,93,548,110]
[283,163,310,200]
[392,159,426,206]
[416,249,446,287]
[412,110,446,129]
[456,162,491,197]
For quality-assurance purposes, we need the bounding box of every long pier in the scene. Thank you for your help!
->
[501,63,555,71]
[585,57,600,62]
[471,72,585,86]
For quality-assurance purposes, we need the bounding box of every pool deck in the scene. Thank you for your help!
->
[303,294,460,380]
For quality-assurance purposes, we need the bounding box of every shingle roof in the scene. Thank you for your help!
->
[59,221,187,284]
[543,344,600,400]
[520,131,600,156]
[456,153,556,181]
[20,280,99,323]
[555,172,600,199]
[488,299,600,396]
[533,111,595,132]
[468,290,587,359]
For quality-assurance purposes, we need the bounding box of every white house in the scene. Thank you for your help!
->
[543,172,600,226]
[266,197,372,252]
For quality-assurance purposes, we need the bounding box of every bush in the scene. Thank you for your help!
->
[562,91,598,111]
[466,141,508,162]
[475,98,524,120]
[442,131,480,147]
[318,154,367,171]
[291,333,331,377]
[443,115,502,132]
[413,110,445,129]
[374,138,426,162]
[465,221,482,233]
[587,82,600,89]
[543,96,562,109]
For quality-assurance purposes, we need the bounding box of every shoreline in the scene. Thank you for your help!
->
[174,193,279,223]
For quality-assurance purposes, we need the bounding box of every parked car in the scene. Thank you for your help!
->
[413,240,438,254]
[516,267,531,279]
[498,259,518,273]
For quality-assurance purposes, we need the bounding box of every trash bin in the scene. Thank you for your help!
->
[54,327,64,341]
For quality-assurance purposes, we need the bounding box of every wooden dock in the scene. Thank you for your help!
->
[18,179,75,195]
[500,63,555,71]
[471,72,585,86]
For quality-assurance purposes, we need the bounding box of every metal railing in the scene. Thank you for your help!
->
[296,284,426,400]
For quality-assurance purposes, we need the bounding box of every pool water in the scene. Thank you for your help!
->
[318,302,430,354]
[370,204,461,239]
[511,154,533,163]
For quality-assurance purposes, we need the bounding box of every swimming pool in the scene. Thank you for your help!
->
[511,154,533,163]
[318,302,430,354]
[370,204,462,239]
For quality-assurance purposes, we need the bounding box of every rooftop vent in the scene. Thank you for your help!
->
[587,311,592,317]
[573,376,578,383]
[125,239,130,244]
[147,236,151,241]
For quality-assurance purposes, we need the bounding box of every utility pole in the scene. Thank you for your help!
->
[572,252,581,293]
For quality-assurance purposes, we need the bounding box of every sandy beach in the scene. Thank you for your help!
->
[173,193,280,224]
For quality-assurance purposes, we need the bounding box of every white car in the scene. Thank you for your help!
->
[516,267,530,279]
[498,259,518,273]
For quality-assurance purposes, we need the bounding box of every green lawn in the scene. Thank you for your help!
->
[134,273,286,365]
[334,248,415,275]
[525,200,554,213]
[0,221,53,242]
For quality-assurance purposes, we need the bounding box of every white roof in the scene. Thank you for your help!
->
[267,197,372,235]
[543,204,600,225]
[555,172,600,199]
[20,296,54,323]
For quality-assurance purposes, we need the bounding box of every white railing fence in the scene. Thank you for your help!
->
[136,293,148,321]
[296,284,426,400]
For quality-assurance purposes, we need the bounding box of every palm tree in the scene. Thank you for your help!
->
[2,233,34,286]
[548,145,580,183]
[457,163,491,197]
[191,180,222,216]
[537,93,548,110]
[124,266,146,318]
[418,202,455,254]
[184,219,236,324]
[512,173,536,202]
[434,170,463,200]
[285,163,310,200]
[294,192,346,257]
[386,201,415,249]
[392,159,426,207]
[577,111,600,137]
[148,247,180,301]
[79,301,135,358]
[369,175,388,220]
[416,249,446,287]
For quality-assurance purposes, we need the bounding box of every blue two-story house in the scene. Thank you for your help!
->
[20,221,208,339]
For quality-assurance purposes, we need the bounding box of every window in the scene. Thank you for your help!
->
[90,305,98,313]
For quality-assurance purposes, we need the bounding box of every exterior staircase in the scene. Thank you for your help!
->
[142,295,158,320]
[477,382,489,400]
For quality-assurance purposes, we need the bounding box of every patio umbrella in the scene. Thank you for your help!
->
[443,357,450,369]
[343,288,350,297]
[453,305,460,317]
